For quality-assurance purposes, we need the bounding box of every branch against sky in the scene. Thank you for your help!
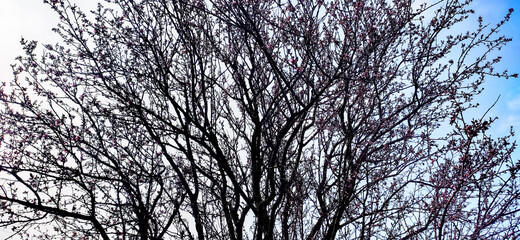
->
[0,0,519,239]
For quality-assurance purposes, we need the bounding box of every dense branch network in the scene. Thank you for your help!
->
[0,0,519,239]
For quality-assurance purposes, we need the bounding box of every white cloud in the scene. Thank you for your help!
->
[498,115,520,134]
[507,96,520,111]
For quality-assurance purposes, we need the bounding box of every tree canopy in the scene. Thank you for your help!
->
[1,0,519,239]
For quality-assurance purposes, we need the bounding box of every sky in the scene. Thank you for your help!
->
[0,0,519,238]
[1,0,518,132]
[470,0,520,135]
[0,0,518,127]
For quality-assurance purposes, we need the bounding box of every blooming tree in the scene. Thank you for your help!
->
[1,0,519,239]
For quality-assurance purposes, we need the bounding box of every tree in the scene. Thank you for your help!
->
[1,0,519,239]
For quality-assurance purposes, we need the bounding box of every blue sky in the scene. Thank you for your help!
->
[1,0,518,129]
[0,0,519,156]
[0,2,518,140]
[470,0,520,136]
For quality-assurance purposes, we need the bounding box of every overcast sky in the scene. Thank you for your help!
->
[0,0,520,236]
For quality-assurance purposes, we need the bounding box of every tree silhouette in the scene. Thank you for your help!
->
[1,0,519,239]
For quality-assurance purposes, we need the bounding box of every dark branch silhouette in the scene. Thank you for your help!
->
[1,0,519,239]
